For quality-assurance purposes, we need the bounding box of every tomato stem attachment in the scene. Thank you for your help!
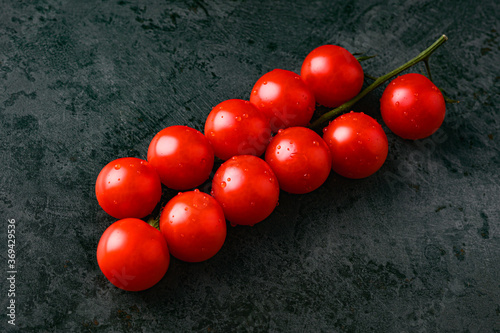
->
[309,34,448,129]
[147,216,160,230]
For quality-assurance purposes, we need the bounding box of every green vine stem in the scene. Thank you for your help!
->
[309,34,448,129]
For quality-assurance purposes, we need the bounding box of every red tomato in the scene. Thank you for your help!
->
[380,73,446,140]
[265,127,331,194]
[159,189,226,262]
[97,218,170,291]
[147,125,214,190]
[250,69,316,132]
[95,157,162,219]
[301,45,364,108]
[323,112,388,179]
[204,99,272,160]
[211,155,279,226]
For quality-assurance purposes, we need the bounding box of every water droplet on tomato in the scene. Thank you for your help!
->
[235,116,241,121]
[312,140,319,146]
[209,131,215,137]
[114,164,121,170]
[243,113,248,118]
[117,178,121,181]
[220,181,226,188]
[395,101,400,107]
[227,177,231,182]
[403,111,408,116]
[269,177,274,182]
[294,76,300,80]
[358,140,362,144]
[303,173,310,179]
[181,234,185,238]
[252,90,257,94]
[244,168,249,172]
[263,81,267,85]
[323,127,328,133]
[184,207,188,211]
[113,200,118,204]
[250,201,255,206]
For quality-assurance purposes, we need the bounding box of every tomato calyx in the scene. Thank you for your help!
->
[147,215,161,231]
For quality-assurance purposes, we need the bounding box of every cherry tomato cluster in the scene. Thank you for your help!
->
[95,44,446,291]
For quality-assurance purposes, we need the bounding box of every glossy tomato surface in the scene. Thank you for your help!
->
[211,155,279,226]
[265,127,331,194]
[301,45,364,108]
[380,73,446,140]
[160,190,226,263]
[204,99,272,160]
[97,218,170,291]
[95,157,162,219]
[250,69,315,132]
[147,125,214,190]
[323,112,388,179]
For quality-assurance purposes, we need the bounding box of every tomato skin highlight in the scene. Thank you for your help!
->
[204,99,272,161]
[97,218,170,291]
[301,45,364,108]
[323,112,388,179]
[211,155,279,226]
[250,69,316,132]
[380,73,446,140]
[95,157,162,219]
[160,190,227,263]
[265,127,331,194]
[147,125,214,190]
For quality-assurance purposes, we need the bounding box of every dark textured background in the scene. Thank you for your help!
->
[1,0,499,332]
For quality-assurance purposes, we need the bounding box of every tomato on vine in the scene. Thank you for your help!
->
[147,125,214,190]
[265,127,331,194]
[211,155,279,226]
[97,218,170,291]
[380,73,446,140]
[250,69,316,132]
[95,157,162,219]
[301,45,364,108]
[160,190,226,263]
[204,99,272,160]
[323,112,388,179]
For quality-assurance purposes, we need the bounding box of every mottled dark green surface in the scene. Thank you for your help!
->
[1,0,499,332]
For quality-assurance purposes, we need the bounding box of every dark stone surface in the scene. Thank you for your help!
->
[1,0,499,332]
